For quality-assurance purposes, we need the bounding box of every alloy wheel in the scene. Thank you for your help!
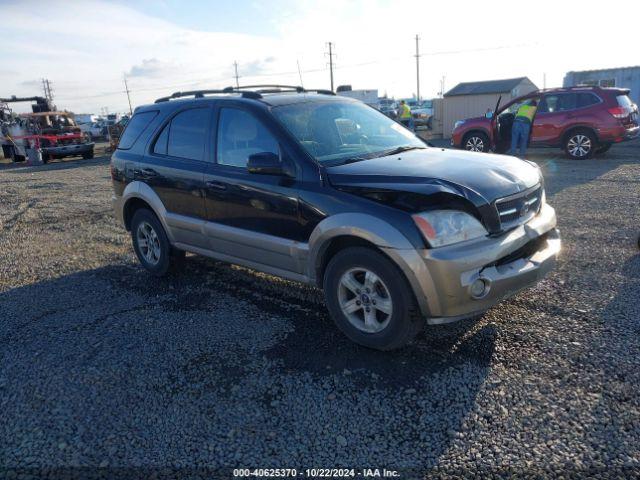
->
[337,268,393,334]
[465,136,485,152]
[567,134,592,158]
[136,221,161,265]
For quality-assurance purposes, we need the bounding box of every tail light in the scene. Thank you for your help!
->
[608,106,629,119]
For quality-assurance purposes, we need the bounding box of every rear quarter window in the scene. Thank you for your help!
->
[117,111,158,150]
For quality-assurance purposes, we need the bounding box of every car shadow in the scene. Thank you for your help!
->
[581,252,640,471]
[0,155,110,173]
[1,256,495,470]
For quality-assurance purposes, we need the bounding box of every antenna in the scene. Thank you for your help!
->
[123,75,133,116]
[297,60,304,89]
[233,61,241,89]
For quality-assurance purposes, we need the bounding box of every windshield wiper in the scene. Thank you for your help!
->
[380,145,426,157]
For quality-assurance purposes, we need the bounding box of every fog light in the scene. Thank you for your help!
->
[470,278,489,299]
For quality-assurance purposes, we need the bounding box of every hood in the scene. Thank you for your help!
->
[326,148,541,205]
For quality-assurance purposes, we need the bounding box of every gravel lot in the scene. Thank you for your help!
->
[1,142,639,478]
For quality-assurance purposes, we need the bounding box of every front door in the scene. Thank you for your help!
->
[531,93,575,145]
[203,106,303,273]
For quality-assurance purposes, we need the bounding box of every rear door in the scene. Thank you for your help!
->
[139,106,211,247]
[203,104,303,273]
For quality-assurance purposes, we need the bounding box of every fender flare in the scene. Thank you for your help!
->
[307,213,437,317]
[120,181,175,243]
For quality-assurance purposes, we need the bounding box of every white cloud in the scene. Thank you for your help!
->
[1,0,638,114]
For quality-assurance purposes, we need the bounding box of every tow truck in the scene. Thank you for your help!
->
[0,96,94,163]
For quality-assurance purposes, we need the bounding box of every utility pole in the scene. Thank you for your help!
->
[233,61,240,88]
[415,35,420,101]
[326,42,335,91]
[543,72,547,90]
[439,76,446,97]
[123,76,133,115]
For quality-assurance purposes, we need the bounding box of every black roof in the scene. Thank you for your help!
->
[444,77,533,97]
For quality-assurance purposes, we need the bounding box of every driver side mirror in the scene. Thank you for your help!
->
[247,152,290,176]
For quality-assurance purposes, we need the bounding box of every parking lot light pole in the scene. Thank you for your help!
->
[415,34,420,101]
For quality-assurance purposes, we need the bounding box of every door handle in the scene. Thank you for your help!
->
[205,180,227,190]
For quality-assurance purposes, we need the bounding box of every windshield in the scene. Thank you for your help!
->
[272,99,425,165]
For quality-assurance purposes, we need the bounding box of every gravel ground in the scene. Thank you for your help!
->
[1,142,639,479]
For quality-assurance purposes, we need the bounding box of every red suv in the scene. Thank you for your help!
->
[451,86,639,159]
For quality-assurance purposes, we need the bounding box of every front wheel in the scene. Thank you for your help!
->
[323,247,422,350]
[462,132,490,152]
[564,130,596,159]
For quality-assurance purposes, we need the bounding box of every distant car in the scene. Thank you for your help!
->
[411,100,433,130]
[79,122,106,141]
[451,86,639,159]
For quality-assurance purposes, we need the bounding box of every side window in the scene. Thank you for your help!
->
[577,92,600,108]
[539,95,558,113]
[153,122,169,155]
[167,108,208,160]
[117,111,158,150]
[152,108,209,160]
[216,108,280,168]
[556,93,577,112]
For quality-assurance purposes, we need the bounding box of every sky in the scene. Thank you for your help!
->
[1,0,638,114]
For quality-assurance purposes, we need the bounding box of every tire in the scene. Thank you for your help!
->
[595,143,612,155]
[564,129,596,159]
[462,132,490,152]
[323,247,422,350]
[82,149,94,160]
[131,208,175,277]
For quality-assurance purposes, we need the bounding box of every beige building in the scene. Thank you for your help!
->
[441,77,538,138]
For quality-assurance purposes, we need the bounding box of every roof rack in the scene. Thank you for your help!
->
[154,85,335,103]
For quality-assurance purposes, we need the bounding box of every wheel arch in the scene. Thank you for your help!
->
[121,181,174,242]
[307,213,436,317]
[561,124,599,144]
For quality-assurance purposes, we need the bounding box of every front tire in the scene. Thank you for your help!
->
[323,247,422,350]
[462,132,490,152]
[564,129,596,159]
[131,209,174,277]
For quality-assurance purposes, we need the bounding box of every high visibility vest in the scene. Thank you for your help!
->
[400,104,412,119]
[515,104,536,123]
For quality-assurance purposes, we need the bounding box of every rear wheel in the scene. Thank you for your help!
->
[82,149,94,160]
[564,129,596,159]
[131,208,178,277]
[462,132,490,152]
[323,247,422,350]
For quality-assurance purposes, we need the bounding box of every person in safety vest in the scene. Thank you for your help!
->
[508,99,538,157]
[398,100,414,131]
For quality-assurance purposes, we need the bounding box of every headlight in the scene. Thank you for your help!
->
[454,120,465,129]
[412,210,488,248]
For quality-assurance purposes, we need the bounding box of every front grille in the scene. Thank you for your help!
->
[495,185,542,230]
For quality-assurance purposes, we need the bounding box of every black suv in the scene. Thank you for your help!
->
[111,85,560,350]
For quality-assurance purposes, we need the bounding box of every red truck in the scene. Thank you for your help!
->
[451,86,639,159]
[1,96,94,163]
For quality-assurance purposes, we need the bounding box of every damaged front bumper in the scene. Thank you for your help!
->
[390,203,560,323]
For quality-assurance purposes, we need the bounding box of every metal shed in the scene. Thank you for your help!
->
[563,66,640,106]
[441,77,538,138]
